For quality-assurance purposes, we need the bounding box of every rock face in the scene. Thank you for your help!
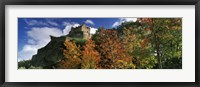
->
[31,35,72,68]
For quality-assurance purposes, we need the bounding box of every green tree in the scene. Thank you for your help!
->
[120,21,157,69]
[138,18,182,69]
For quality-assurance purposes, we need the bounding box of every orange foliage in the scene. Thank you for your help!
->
[140,37,148,49]
[97,29,135,69]
[82,39,101,69]
[58,40,81,69]
[138,18,153,24]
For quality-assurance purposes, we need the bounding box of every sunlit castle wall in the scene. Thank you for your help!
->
[68,24,91,39]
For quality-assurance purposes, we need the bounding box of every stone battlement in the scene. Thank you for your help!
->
[68,24,91,39]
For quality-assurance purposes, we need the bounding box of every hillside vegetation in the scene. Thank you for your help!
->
[18,18,182,69]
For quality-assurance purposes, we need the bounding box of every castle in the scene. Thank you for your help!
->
[68,24,91,39]
[31,24,92,68]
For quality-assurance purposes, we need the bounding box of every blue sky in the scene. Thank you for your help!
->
[18,18,137,61]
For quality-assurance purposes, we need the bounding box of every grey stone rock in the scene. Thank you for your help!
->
[31,35,72,68]
[30,24,91,68]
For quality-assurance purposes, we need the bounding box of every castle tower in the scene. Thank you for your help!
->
[81,24,90,39]
[68,24,91,39]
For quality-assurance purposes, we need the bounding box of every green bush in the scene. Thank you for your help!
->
[18,60,31,69]
[73,38,86,46]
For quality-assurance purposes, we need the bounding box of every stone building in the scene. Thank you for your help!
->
[68,24,91,39]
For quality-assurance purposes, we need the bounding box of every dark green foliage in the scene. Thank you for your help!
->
[18,60,32,69]
[162,57,182,69]
[73,38,86,47]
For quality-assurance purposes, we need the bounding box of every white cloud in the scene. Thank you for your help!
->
[72,24,80,28]
[90,27,98,34]
[112,21,121,28]
[24,19,37,26]
[18,45,38,61]
[85,20,95,25]
[112,18,137,27]
[63,22,80,35]
[18,27,63,60]
[47,21,59,26]
[62,21,69,26]
[27,39,36,44]
[27,27,63,43]
[24,19,49,26]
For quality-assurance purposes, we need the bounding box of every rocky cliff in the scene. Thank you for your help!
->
[31,35,72,68]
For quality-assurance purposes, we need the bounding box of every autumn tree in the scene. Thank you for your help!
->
[120,22,157,69]
[58,40,82,69]
[96,29,135,69]
[138,18,182,69]
[81,39,101,69]
[122,27,137,56]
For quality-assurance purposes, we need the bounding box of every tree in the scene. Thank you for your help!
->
[58,40,82,69]
[120,22,157,69]
[122,27,137,56]
[96,29,135,69]
[81,39,101,69]
[18,60,32,69]
[138,18,182,69]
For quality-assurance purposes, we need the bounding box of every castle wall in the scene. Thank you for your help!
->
[68,24,91,39]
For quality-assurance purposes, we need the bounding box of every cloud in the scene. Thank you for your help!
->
[27,27,63,42]
[112,18,137,27]
[63,22,80,35]
[47,21,59,26]
[24,19,49,26]
[27,39,36,44]
[24,19,59,27]
[18,27,63,60]
[90,27,98,34]
[18,45,38,61]
[112,22,121,28]
[85,20,95,25]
